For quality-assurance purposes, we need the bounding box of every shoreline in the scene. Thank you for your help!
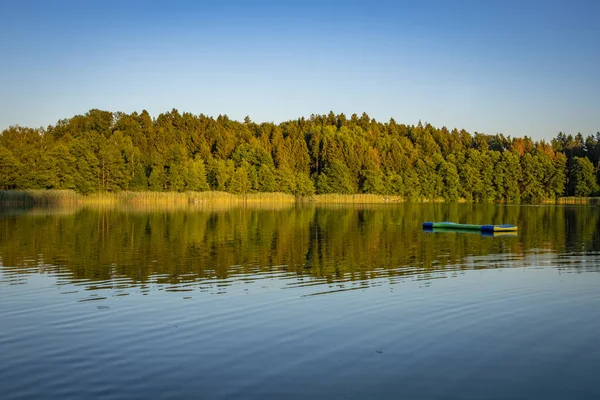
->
[1,189,600,207]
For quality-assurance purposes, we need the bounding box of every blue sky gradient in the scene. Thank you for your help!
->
[1,0,598,140]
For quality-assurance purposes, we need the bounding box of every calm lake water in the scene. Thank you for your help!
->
[1,203,600,399]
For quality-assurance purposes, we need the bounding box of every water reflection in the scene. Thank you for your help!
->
[1,204,599,300]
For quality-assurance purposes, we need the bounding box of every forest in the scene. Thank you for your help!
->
[0,109,599,203]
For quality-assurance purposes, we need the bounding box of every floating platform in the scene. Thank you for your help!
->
[422,222,518,232]
[423,226,518,237]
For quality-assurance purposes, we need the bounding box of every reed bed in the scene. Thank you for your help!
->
[0,189,82,206]
[551,197,600,205]
[115,191,296,204]
[4,190,600,207]
[186,191,295,204]
[0,190,296,207]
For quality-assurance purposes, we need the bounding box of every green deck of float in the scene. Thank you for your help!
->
[429,222,483,230]
[427,222,518,232]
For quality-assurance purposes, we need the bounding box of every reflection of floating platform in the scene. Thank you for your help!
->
[423,226,518,237]
[422,222,518,232]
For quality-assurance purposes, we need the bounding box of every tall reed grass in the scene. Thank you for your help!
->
[551,197,600,205]
[0,190,296,207]
[0,190,82,206]
[305,194,405,204]
[4,190,600,207]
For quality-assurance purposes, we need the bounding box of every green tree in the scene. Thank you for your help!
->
[385,172,404,195]
[502,150,522,203]
[0,146,21,189]
[294,172,315,196]
[98,137,128,191]
[361,168,386,194]
[548,153,567,198]
[569,157,598,196]
[258,164,277,192]
[186,157,209,191]
[48,142,76,189]
[316,161,355,194]
[229,161,251,194]
[69,139,99,194]
[520,153,545,203]
[402,168,421,201]
[275,167,297,194]
[168,162,186,192]
[208,159,235,191]
[439,158,460,201]
[149,166,168,191]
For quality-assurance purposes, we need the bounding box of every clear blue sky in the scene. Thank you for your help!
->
[1,0,598,140]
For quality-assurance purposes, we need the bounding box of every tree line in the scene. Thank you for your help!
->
[0,109,598,202]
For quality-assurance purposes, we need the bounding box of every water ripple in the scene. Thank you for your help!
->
[2,248,600,302]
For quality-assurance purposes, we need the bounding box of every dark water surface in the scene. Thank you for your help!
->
[1,204,600,399]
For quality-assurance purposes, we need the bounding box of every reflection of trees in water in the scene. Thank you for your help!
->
[0,204,599,285]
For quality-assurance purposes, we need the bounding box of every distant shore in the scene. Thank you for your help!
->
[1,189,599,207]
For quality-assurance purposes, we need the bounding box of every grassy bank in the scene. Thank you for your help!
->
[3,190,600,206]
[0,190,408,206]
[549,197,600,205]
[0,189,82,206]
[94,191,297,205]
[0,190,297,206]
[303,194,406,204]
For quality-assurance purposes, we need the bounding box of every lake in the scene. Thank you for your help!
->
[1,203,600,399]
